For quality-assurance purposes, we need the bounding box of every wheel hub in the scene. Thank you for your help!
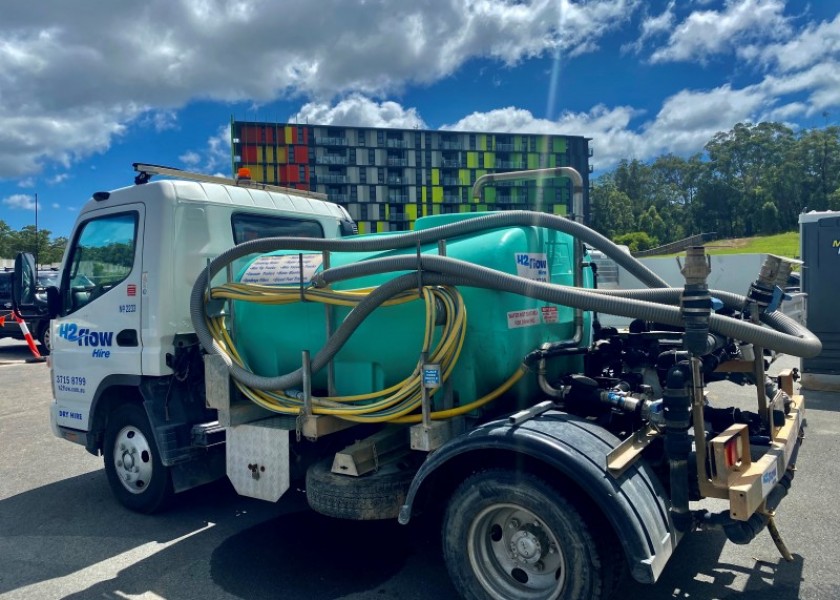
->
[112,426,153,494]
[510,527,543,564]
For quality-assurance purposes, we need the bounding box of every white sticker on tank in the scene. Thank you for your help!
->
[240,254,323,285]
[507,309,540,329]
[515,253,548,282]
[541,306,559,323]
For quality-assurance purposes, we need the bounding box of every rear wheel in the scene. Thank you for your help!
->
[103,404,172,513]
[443,469,608,600]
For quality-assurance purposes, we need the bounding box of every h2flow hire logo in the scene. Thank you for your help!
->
[58,323,114,358]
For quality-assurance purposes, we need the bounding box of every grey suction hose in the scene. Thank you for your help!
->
[190,210,668,386]
[190,211,819,392]
[586,287,820,357]
[315,255,821,358]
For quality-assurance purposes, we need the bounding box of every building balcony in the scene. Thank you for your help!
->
[443,194,462,203]
[386,157,408,167]
[495,143,515,151]
[440,141,463,150]
[316,155,349,165]
[388,194,409,203]
[315,137,348,146]
[441,159,464,168]
[317,174,349,184]
[386,139,408,148]
[328,193,349,203]
[495,160,524,169]
[387,177,406,185]
[442,178,462,186]
[588,147,594,156]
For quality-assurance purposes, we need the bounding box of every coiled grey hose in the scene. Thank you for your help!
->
[190,212,820,391]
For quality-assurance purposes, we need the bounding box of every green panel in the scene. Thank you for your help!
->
[553,203,568,215]
[484,188,496,203]
[536,137,547,153]
[467,152,478,168]
[553,138,567,153]
[528,153,539,169]
[406,204,417,220]
[432,186,443,202]
[484,152,495,168]
[479,135,487,151]
[432,205,440,215]
[422,187,427,202]
[459,205,469,213]
[432,169,440,186]
[459,169,471,185]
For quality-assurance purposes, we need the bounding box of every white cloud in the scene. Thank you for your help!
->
[623,1,676,54]
[47,173,69,185]
[17,177,35,188]
[0,0,637,179]
[51,202,60,209]
[740,12,840,72]
[179,124,232,174]
[2,193,36,210]
[291,95,427,129]
[649,0,790,64]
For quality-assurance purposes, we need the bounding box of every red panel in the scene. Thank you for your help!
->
[264,128,274,144]
[241,145,257,163]
[294,146,308,163]
[300,127,309,144]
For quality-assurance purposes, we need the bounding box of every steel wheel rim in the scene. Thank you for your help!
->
[466,502,566,600]
[112,424,154,494]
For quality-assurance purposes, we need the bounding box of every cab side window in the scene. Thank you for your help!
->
[64,213,137,313]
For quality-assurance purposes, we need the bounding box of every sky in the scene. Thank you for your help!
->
[1,0,838,239]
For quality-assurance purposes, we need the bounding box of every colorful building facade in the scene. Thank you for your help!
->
[231,120,592,234]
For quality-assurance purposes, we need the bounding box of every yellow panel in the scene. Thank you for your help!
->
[377,222,385,233]
[479,135,487,151]
[406,204,417,220]
[244,164,264,180]
[553,204,567,215]
[257,147,264,163]
[459,169,470,185]
[264,146,275,162]
[385,205,390,219]
[484,152,495,168]
[422,204,429,217]
[467,152,478,168]
[276,147,287,163]
[432,186,443,203]
[285,126,293,144]
[357,222,367,234]
[422,187,427,202]
[432,169,440,186]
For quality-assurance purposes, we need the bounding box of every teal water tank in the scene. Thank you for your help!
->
[231,213,592,408]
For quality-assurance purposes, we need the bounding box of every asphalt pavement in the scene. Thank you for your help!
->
[1,338,839,600]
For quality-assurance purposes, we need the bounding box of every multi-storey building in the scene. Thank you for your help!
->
[231,120,592,234]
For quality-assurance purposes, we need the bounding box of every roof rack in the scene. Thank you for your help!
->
[132,163,328,201]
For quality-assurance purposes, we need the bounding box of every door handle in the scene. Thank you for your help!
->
[117,329,138,347]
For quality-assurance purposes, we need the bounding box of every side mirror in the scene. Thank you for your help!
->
[12,252,38,315]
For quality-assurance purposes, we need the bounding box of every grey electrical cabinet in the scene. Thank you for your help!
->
[800,210,840,388]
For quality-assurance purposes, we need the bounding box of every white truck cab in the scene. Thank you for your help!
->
[20,164,354,511]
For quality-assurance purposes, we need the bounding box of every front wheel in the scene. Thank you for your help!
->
[443,469,608,600]
[103,404,172,513]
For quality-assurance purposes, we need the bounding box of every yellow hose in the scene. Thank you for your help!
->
[204,281,520,423]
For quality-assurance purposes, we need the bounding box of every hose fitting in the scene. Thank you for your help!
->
[663,363,693,533]
[680,247,712,356]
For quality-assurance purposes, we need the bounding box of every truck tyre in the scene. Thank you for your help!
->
[103,404,172,514]
[442,469,607,600]
[305,457,414,520]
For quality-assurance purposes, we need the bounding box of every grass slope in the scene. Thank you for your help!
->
[703,231,800,258]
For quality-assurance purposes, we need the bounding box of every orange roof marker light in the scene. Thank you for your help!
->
[237,167,252,182]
